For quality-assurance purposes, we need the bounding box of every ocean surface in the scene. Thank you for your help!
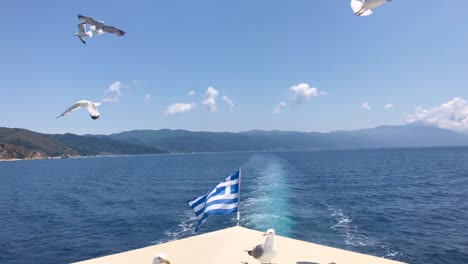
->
[1,147,467,264]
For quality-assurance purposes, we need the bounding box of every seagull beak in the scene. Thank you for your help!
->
[162,260,171,264]
[263,233,268,236]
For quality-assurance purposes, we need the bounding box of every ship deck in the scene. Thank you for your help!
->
[74,226,406,264]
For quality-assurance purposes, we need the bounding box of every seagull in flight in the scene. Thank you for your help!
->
[78,14,126,36]
[351,0,391,16]
[245,229,276,264]
[74,22,92,44]
[57,100,101,120]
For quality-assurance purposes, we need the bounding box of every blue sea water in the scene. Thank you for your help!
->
[1,147,468,264]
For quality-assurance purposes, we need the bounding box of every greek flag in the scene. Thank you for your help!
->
[188,169,240,231]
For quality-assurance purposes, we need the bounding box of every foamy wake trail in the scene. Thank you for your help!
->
[328,206,376,247]
[156,211,198,244]
[240,155,294,236]
[163,155,294,240]
[326,205,402,258]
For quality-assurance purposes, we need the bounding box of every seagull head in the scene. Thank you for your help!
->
[263,229,275,237]
[153,254,171,264]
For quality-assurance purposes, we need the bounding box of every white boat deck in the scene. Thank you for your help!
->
[74,226,406,264]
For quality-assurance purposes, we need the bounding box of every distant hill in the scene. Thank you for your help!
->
[329,125,468,148]
[0,127,78,159]
[47,133,168,156]
[109,129,335,152]
[2,124,468,160]
[0,142,48,160]
[109,124,468,153]
[0,127,167,160]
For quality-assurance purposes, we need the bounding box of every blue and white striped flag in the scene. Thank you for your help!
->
[188,170,240,231]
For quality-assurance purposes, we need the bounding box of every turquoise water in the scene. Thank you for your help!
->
[1,148,467,264]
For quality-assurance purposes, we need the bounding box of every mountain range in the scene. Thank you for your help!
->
[1,124,468,160]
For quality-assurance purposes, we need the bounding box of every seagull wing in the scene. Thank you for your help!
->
[78,23,87,34]
[247,244,264,259]
[57,102,83,118]
[351,0,364,14]
[78,14,99,26]
[85,102,100,119]
[101,25,126,36]
[365,0,388,9]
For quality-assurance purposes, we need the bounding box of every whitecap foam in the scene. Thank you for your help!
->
[326,204,402,258]
[327,205,377,247]
[155,211,197,244]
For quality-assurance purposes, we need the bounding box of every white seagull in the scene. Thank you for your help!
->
[351,0,391,16]
[78,14,126,36]
[74,22,92,44]
[246,229,276,264]
[57,100,101,120]
[152,253,171,264]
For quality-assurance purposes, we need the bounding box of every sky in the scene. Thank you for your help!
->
[2,0,468,135]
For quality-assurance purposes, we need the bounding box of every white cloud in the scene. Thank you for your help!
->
[187,90,195,96]
[165,103,196,115]
[384,103,393,109]
[272,83,326,114]
[273,101,287,114]
[102,81,123,103]
[222,96,234,112]
[289,83,320,104]
[406,97,468,131]
[105,81,122,96]
[361,102,371,111]
[203,86,219,112]
[144,94,152,104]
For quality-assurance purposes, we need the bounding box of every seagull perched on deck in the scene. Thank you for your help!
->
[351,0,391,16]
[152,253,171,264]
[57,100,101,120]
[78,14,126,36]
[245,229,276,264]
[74,22,92,44]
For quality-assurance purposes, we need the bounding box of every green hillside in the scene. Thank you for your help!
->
[0,127,167,160]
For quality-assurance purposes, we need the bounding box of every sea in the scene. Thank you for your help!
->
[1,147,467,264]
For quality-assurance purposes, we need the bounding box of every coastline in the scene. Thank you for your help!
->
[0,156,78,162]
[2,144,468,162]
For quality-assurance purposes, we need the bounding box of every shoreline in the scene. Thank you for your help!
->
[0,156,79,162]
[2,144,468,162]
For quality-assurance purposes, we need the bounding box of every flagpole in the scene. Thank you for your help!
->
[236,167,241,227]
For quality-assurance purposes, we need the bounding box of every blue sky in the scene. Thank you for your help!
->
[2,0,468,134]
